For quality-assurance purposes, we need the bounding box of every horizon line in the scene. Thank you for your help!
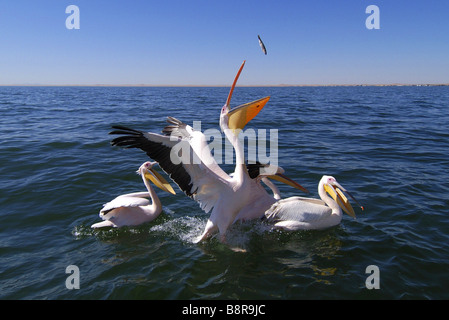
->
[1,83,449,87]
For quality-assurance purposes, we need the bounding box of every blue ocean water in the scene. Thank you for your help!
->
[1,85,448,299]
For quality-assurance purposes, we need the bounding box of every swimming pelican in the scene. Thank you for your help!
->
[91,161,175,228]
[109,61,307,241]
[263,175,364,231]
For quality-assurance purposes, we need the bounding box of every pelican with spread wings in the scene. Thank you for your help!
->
[109,61,307,242]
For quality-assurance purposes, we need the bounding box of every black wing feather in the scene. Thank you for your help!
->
[110,125,194,197]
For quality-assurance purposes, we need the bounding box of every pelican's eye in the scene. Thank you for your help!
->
[221,105,227,113]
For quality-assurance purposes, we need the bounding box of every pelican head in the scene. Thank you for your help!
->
[320,175,364,218]
[220,61,270,133]
[139,161,176,195]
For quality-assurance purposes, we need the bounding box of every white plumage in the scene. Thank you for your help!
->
[91,161,174,228]
[264,175,363,231]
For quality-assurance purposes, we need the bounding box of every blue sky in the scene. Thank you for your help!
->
[0,0,448,85]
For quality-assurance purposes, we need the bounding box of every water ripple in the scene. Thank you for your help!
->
[1,86,449,299]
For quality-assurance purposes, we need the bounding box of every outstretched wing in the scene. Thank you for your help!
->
[110,119,230,213]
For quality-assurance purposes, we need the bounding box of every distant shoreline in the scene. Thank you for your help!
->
[1,83,448,87]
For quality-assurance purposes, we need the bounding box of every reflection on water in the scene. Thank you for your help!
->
[275,231,343,285]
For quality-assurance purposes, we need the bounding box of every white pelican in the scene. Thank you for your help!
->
[109,61,307,242]
[263,175,364,231]
[91,161,175,228]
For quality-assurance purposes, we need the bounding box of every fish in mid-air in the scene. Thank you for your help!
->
[258,35,267,55]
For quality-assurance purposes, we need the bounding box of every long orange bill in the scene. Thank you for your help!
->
[225,60,246,109]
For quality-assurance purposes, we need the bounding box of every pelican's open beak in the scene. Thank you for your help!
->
[144,168,176,195]
[323,183,363,218]
[225,60,270,132]
[228,96,270,131]
[267,173,309,194]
